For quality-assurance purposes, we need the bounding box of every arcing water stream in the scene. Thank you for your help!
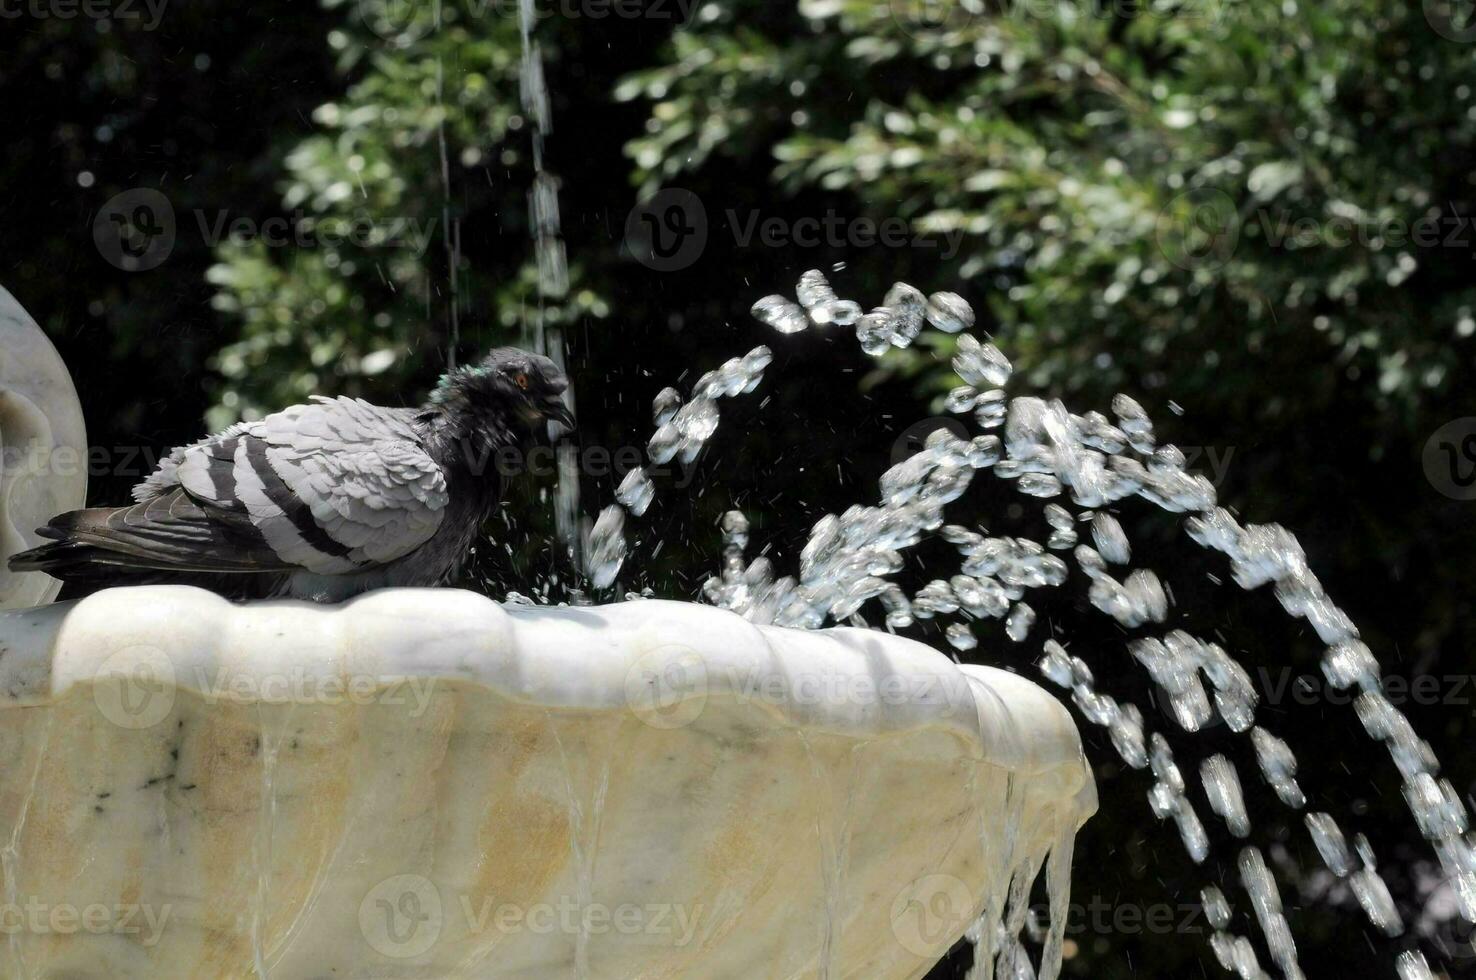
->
[504,10,1470,980]
[565,270,1469,979]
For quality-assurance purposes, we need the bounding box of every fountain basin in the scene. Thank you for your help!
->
[0,587,1094,978]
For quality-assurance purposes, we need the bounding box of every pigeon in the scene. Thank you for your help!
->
[9,347,574,602]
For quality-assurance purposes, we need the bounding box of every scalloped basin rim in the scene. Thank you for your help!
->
[0,586,1097,978]
[0,586,1094,793]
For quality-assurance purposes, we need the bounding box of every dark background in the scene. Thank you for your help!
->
[2,0,1473,976]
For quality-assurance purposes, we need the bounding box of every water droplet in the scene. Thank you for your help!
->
[751,294,808,333]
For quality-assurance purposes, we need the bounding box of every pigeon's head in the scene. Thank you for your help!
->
[427,347,574,439]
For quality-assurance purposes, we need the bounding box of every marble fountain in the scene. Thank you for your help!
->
[0,286,1093,978]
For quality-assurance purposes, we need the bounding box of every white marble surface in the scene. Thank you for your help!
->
[0,588,1094,978]
[0,284,87,608]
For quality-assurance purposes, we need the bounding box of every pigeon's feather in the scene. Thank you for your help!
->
[10,346,570,602]
[159,397,450,574]
[19,397,449,581]
[18,490,292,573]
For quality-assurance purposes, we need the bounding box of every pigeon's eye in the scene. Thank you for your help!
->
[514,372,530,390]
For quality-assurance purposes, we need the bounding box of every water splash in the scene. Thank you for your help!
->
[574,268,1474,974]
[585,345,773,592]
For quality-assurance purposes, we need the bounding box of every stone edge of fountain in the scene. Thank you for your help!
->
[0,585,1094,820]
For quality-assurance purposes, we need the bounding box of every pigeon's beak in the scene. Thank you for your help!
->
[543,398,576,432]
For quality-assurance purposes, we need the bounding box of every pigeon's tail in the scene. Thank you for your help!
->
[10,542,286,600]
[9,492,296,596]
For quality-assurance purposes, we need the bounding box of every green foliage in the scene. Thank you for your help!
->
[206,0,605,427]
[621,0,1473,433]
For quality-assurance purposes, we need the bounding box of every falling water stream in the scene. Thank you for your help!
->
[516,0,583,581]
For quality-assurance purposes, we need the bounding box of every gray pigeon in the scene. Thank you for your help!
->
[9,348,573,602]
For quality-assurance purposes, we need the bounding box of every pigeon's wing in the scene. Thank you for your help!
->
[156,397,450,574]
[17,489,298,574]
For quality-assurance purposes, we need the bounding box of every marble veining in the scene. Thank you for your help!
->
[0,587,1093,979]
